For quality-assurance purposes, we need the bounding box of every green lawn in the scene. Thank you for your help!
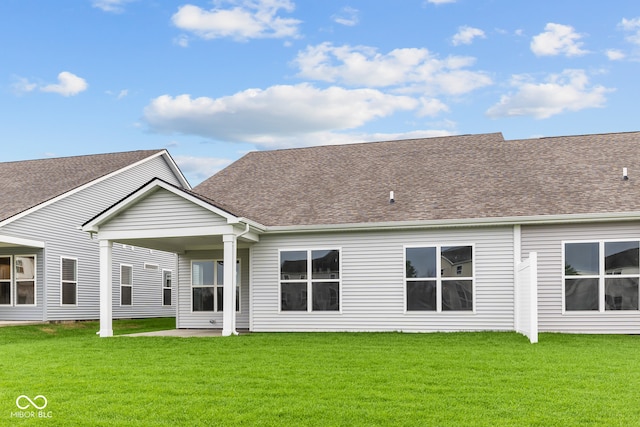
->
[1,320,639,426]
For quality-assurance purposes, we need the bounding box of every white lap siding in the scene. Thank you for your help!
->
[250,226,514,332]
[0,155,181,321]
[522,221,640,333]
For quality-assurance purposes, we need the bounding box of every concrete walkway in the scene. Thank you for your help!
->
[124,329,222,337]
[0,321,45,327]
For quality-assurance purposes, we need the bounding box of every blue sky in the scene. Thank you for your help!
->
[2,0,639,185]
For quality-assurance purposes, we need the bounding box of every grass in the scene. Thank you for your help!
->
[1,320,639,426]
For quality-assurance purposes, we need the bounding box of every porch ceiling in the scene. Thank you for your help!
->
[107,234,254,254]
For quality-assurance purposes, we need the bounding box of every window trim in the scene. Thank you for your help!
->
[562,239,640,314]
[190,259,241,313]
[162,269,172,307]
[60,256,78,306]
[404,244,476,313]
[120,264,133,307]
[278,248,342,313]
[15,254,37,306]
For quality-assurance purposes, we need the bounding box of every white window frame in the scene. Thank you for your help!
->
[0,255,12,306]
[162,269,172,306]
[190,259,241,313]
[60,257,78,306]
[15,254,37,306]
[404,244,475,313]
[562,239,640,313]
[278,248,342,313]
[120,264,133,306]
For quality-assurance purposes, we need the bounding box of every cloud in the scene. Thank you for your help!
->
[173,155,233,184]
[92,0,134,13]
[619,17,640,45]
[332,7,359,26]
[486,69,612,119]
[606,49,625,60]
[530,23,588,57]
[171,0,301,41]
[292,43,492,95]
[424,0,456,4]
[10,76,37,95]
[143,84,418,147]
[452,26,485,46]
[40,72,88,96]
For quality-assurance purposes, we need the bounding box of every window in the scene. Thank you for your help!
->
[120,265,133,306]
[191,260,240,312]
[61,257,77,305]
[405,246,473,312]
[280,249,340,312]
[162,270,172,306]
[0,256,11,305]
[564,241,640,311]
[15,256,35,305]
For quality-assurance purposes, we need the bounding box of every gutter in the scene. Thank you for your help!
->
[263,211,640,234]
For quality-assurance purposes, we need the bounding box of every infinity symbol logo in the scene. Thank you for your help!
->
[16,395,48,410]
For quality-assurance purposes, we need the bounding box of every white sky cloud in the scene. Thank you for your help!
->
[619,17,640,45]
[486,69,612,119]
[332,7,359,26]
[10,76,37,95]
[452,26,485,46]
[40,72,88,96]
[606,49,625,61]
[293,43,492,95]
[171,0,301,41]
[143,84,418,146]
[173,155,233,184]
[530,23,588,57]
[92,0,134,13]
[425,0,456,4]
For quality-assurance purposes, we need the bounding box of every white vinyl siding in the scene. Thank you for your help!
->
[522,221,640,333]
[99,188,228,233]
[250,226,514,332]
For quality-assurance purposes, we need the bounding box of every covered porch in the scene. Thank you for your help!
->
[82,179,264,337]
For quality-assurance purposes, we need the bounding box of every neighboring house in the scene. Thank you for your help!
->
[0,150,188,321]
[83,131,640,341]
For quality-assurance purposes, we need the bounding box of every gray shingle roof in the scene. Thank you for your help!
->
[0,150,163,222]
[194,131,640,227]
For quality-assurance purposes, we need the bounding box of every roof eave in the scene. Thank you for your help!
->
[264,211,640,234]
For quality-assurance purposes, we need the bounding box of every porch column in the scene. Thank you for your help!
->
[99,240,113,337]
[222,234,237,336]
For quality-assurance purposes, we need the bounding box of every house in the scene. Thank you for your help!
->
[83,131,640,341]
[0,150,189,321]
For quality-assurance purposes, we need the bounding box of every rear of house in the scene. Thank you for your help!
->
[83,131,640,338]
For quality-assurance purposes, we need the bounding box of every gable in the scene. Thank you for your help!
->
[0,150,187,226]
[99,187,231,233]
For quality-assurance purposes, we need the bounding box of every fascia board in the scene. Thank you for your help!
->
[264,212,640,234]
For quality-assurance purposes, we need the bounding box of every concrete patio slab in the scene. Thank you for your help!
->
[123,329,249,337]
